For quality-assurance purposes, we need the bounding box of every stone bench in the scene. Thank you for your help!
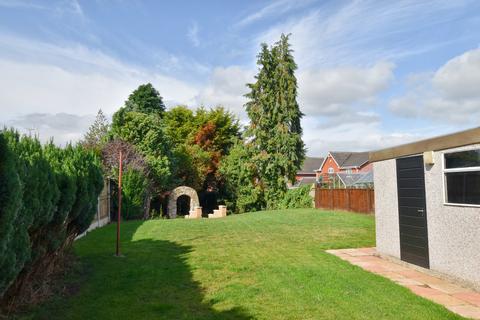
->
[208,205,227,219]
[185,206,203,219]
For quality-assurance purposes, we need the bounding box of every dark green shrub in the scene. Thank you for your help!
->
[0,133,23,297]
[43,143,78,253]
[68,145,104,236]
[279,185,313,209]
[0,130,104,305]
[121,168,148,220]
[218,142,265,213]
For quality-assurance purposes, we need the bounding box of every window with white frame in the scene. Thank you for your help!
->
[444,149,480,205]
[328,167,334,174]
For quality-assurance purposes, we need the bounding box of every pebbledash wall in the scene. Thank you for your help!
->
[371,127,480,290]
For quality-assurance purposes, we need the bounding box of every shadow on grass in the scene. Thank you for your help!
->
[120,239,252,319]
[29,221,253,320]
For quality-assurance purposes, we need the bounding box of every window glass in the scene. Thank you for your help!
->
[445,171,480,205]
[445,149,480,169]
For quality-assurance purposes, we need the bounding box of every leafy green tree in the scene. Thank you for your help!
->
[219,141,264,213]
[111,110,172,190]
[163,106,196,146]
[82,109,109,152]
[125,83,166,116]
[171,144,211,191]
[244,34,305,208]
[194,107,240,155]
[121,168,149,220]
[163,106,240,194]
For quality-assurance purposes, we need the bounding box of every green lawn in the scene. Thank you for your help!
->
[24,209,462,319]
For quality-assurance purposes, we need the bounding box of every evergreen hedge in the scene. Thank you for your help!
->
[121,168,148,220]
[278,185,313,209]
[0,130,103,304]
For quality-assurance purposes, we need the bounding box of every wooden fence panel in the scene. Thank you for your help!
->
[315,187,374,214]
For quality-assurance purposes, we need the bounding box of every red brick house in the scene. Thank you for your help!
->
[317,152,371,185]
[291,157,324,187]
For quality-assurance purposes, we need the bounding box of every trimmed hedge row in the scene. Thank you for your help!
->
[0,130,104,303]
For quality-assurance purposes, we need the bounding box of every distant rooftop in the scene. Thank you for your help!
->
[329,152,369,168]
[298,157,324,174]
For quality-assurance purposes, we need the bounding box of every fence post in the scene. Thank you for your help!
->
[330,189,333,210]
[346,189,350,212]
[367,189,373,213]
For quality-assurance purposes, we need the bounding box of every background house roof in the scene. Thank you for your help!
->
[298,157,324,174]
[330,152,369,168]
[291,176,317,188]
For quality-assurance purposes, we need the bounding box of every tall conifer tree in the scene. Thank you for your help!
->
[244,34,305,208]
[82,109,109,151]
[125,83,166,116]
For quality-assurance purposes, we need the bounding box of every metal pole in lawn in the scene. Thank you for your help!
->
[116,150,123,256]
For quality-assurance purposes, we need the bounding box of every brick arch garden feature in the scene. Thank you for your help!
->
[167,186,200,218]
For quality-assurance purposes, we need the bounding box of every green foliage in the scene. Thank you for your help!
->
[82,109,109,153]
[68,145,104,234]
[110,85,241,215]
[111,110,172,191]
[219,142,264,213]
[121,168,148,220]
[125,83,165,116]
[5,132,60,270]
[44,143,78,252]
[171,144,211,191]
[0,130,103,301]
[244,34,306,209]
[193,107,241,155]
[278,185,313,209]
[0,133,23,297]
[163,106,196,146]
[164,105,240,193]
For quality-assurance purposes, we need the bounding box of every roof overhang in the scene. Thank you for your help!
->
[369,126,480,163]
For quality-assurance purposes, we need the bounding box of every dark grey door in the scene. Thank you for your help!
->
[396,155,429,268]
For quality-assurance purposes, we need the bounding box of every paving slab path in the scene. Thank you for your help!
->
[327,248,480,319]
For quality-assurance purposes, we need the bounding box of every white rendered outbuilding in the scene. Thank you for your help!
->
[370,127,480,290]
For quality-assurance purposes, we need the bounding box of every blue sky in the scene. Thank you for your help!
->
[0,0,479,155]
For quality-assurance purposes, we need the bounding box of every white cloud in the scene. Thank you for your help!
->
[298,62,395,116]
[195,66,254,118]
[302,115,423,156]
[0,0,85,19]
[187,22,200,47]
[8,113,95,145]
[193,59,394,128]
[389,48,480,124]
[236,0,314,28]
[432,48,480,100]
[255,1,471,68]
[0,0,46,9]
[0,33,201,143]
[242,1,478,155]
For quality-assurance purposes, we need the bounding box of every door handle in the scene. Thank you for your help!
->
[417,209,424,216]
